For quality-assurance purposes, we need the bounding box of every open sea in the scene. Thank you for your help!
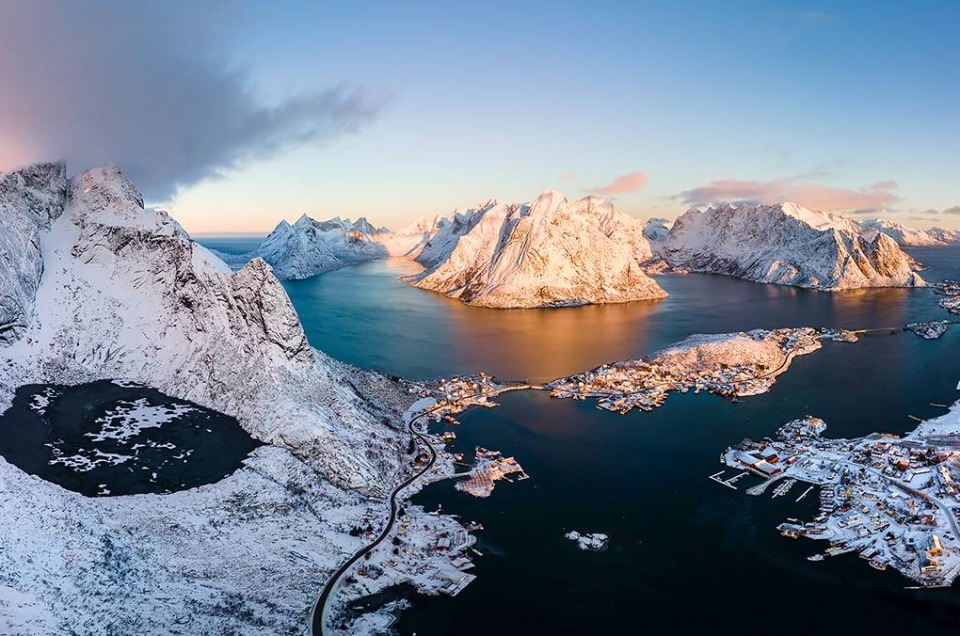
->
[198,239,960,634]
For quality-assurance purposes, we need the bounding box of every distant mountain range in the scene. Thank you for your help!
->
[241,194,939,304]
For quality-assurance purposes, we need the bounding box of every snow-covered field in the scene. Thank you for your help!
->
[0,446,379,635]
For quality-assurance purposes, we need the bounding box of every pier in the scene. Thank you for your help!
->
[708,471,748,490]
[771,478,797,498]
[795,485,815,502]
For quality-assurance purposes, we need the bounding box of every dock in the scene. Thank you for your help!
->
[796,485,815,502]
[708,471,746,490]
[746,473,785,496]
[771,478,797,498]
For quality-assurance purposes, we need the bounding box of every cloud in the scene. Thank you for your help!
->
[0,1,379,200]
[942,206,960,216]
[676,176,899,212]
[588,171,648,197]
[560,171,578,183]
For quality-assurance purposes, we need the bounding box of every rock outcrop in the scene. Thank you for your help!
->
[0,162,68,344]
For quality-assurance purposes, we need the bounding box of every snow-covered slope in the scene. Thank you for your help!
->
[0,163,67,345]
[254,214,390,279]
[927,227,960,245]
[378,215,444,259]
[858,218,944,247]
[0,164,409,492]
[643,217,672,242]
[405,191,666,308]
[659,202,925,290]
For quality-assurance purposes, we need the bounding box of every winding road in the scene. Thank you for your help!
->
[309,396,470,636]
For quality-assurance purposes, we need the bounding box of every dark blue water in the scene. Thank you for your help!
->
[197,238,960,634]
[274,248,959,383]
[0,380,260,496]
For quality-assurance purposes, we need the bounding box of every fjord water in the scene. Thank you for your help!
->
[197,238,960,634]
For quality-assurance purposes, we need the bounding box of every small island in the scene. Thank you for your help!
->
[548,328,825,414]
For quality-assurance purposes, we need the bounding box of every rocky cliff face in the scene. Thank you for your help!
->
[404,191,666,308]
[0,165,409,492]
[253,214,389,279]
[0,163,68,345]
[659,202,925,290]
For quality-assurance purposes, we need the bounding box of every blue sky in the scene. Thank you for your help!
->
[2,1,958,232]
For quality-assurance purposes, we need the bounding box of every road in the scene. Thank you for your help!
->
[309,389,511,636]
[309,400,441,635]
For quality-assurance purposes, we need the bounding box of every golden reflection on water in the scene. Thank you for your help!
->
[376,258,925,382]
[443,298,663,383]
[381,258,662,381]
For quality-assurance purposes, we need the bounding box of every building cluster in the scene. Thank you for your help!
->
[549,328,823,415]
[721,414,960,587]
[905,320,951,340]
[414,372,503,421]
[345,504,482,610]
[936,280,960,315]
[455,446,529,498]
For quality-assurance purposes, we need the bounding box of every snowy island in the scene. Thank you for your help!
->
[548,328,827,414]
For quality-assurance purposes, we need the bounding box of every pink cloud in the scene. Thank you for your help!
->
[678,177,899,212]
[560,171,577,183]
[589,171,648,197]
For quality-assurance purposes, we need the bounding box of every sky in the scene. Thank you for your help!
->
[1,0,959,234]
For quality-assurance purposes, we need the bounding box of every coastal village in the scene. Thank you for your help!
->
[717,411,960,587]
[547,328,825,414]
[413,372,519,422]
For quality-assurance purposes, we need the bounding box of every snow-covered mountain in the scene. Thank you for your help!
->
[927,227,960,244]
[857,218,945,247]
[252,214,390,279]
[377,214,443,259]
[643,217,672,242]
[659,202,925,290]
[0,162,436,633]
[404,191,667,308]
[0,163,409,491]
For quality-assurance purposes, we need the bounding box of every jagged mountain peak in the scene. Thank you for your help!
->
[405,192,665,308]
[660,201,924,290]
[71,165,145,210]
